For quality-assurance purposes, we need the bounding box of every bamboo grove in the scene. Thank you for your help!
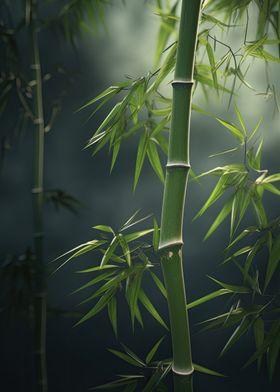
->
[1,0,280,390]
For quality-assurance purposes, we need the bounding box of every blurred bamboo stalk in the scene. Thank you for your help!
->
[30,0,48,390]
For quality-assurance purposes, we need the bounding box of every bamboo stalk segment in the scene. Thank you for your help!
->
[159,0,202,376]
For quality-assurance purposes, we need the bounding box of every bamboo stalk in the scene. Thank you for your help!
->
[30,1,48,390]
[159,0,202,376]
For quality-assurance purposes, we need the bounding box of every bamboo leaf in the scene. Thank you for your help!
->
[253,317,264,370]
[72,271,116,294]
[75,288,116,326]
[149,270,167,298]
[152,218,160,252]
[194,174,230,219]
[126,269,144,328]
[77,265,120,274]
[204,197,233,239]
[100,236,119,268]
[220,315,255,356]
[186,289,232,310]
[138,289,168,330]
[121,344,146,367]
[234,104,246,135]
[117,234,131,266]
[264,234,280,291]
[216,118,244,143]
[107,349,144,368]
[107,296,118,337]
[145,336,165,364]
[124,229,154,243]
[147,140,165,183]
[193,363,225,377]
[208,276,251,293]
[93,225,114,234]
[206,41,218,92]
[133,131,148,190]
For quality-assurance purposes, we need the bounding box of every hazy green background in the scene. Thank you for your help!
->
[1,1,279,391]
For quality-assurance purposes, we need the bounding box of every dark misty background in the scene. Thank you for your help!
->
[1,1,279,391]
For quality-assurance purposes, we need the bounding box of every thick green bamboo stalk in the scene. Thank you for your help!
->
[30,1,48,390]
[159,0,202,376]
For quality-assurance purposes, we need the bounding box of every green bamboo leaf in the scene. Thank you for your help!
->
[145,336,165,364]
[149,270,167,298]
[110,136,121,173]
[216,118,244,143]
[248,118,263,142]
[226,226,259,250]
[79,272,127,305]
[204,197,233,240]
[253,317,264,370]
[248,47,280,64]
[52,240,107,273]
[138,289,168,330]
[153,133,169,155]
[208,276,251,293]
[263,183,280,196]
[77,265,120,274]
[194,174,230,219]
[107,349,144,368]
[135,303,144,328]
[224,245,252,264]
[220,315,255,356]
[124,229,154,243]
[206,41,218,92]
[75,288,116,326]
[133,131,148,191]
[147,141,165,183]
[262,173,280,183]
[267,331,280,381]
[107,296,118,337]
[193,363,225,377]
[72,271,116,294]
[154,2,177,66]
[94,376,142,391]
[244,320,280,369]
[126,269,144,328]
[264,234,280,291]
[251,197,267,227]
[117,234,131,266]
[186,289,232,310]
[120,210,141,231]
[93,225,114,234]
[121,344,146,367]
[152,218,160,252]
[234,104,246,135]
[100,236,119,268]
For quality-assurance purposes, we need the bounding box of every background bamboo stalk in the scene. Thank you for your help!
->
[159,0,202,376]
[30,0,48,390]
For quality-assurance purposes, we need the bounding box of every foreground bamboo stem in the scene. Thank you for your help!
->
[30,1,48,390]
[159,0,202,376]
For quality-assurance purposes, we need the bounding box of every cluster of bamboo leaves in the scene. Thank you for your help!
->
[80,0,280,192]
[195,106,280,381]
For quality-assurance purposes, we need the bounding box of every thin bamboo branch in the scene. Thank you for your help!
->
[30,1,48,390]
[159,0,202,377]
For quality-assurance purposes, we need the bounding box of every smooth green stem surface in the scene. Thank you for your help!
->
[30,1,48,390]
[173,373,193,392]
[159,0,202,377]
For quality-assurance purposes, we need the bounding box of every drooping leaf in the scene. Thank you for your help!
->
[138,289,168,330]
[145,336,165,364]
